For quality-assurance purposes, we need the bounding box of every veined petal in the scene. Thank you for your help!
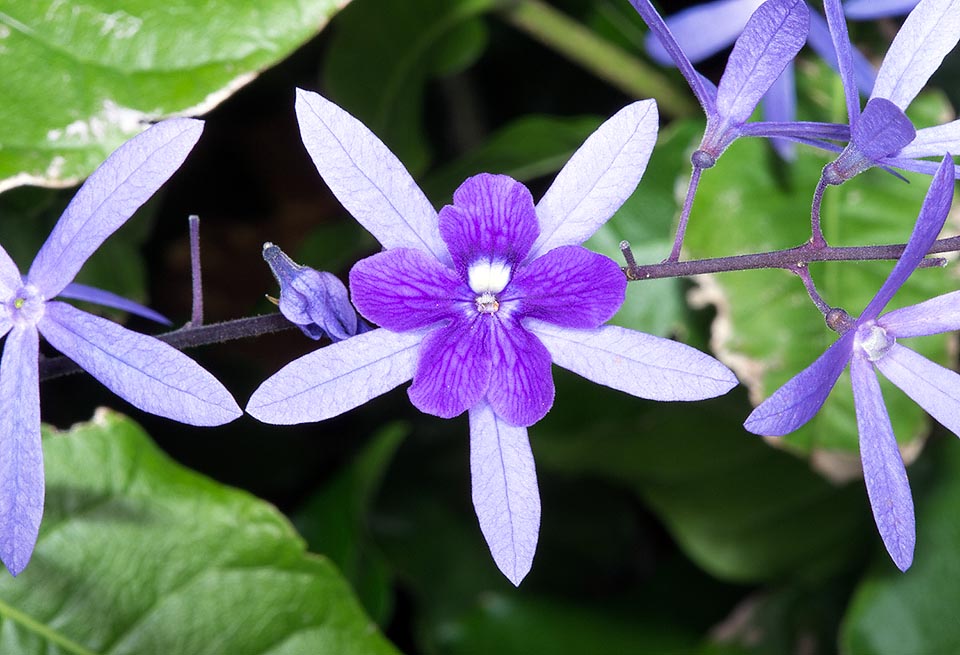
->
[527,320,738,401]
[247,327,424,424]
[469,400,540,586]
[438,174,539,274]
[872,0,960,110]
[487,320,554,427]
[850,354,915,571]
[0,245,22,299]
[28,119,203,298]
[716,0,808,125]
[744,332,855,436]
[350,249,462,331]
[898,121,960,159]
[845,0,919,19]
[876,343,960,437]
[531,100,658,260]
[507,246,625,329]
[408,318,492,419]
[822,0,862,124]
[280,269,357,342]
[295,89,447,263]
[645,0,761,65]
[850,98,916,162]
[861,155,954,320]
[39,302,241,426]
[0,325,42,577]
[880,290,960,336]
[58,283,171,325]
[628,0,716,112]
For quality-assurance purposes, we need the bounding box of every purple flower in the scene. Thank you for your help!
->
[644,0,875,158]
[822,0,960,184]
[262,242,366,341]
[745,155,958,571]
[631,0,849,167]
[247,89,739,585]
[0,119,242,576]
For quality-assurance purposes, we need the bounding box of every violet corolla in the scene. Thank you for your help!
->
[246,89,739,585]
[262,242,366,341]
[0,119,242,576]
[745,155,958,571]
[821,0,960,185]
[644,0,875,158]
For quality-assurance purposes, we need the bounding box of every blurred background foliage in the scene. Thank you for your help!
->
[1,0,959,652]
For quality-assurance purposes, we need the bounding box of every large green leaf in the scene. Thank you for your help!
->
[683,92,957,457]
[535,372,871,583]
[324,0,498,175]
[840,439,960,655]
[0,410,399,655]
[0,0,349,192]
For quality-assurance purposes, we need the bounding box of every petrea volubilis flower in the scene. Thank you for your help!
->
[821,0,960,185]
[644,0,875,158]
[0,118,242,576]
[247,89,739,585]
[745,155,958,571]
[844,0,918,19]
[262,242,366,341]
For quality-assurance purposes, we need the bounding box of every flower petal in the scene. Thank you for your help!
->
[628,0,716,112]
[39,302,241,426]
[527,320,738,401]
[716,0,808,124]
[875,343,960,437]
[468,400,540,586]
[247,327,424,424]
[807,6,877,95]
[279,269,357,341]
[822,0,863,124]
[438,174,539,273]
[0,245,22,299]
[861,154,954,320]
[0,325,42,577]
[507,246,625,329]
[57,283,171,325]
[761,65,797,159]
[408,318,492,419]
[845,0,919,20]
[294,89,447,263]
[850,98,916,162]
[27,119,203,298]
[880,291,960,336]
[850,354,915,571]
[898,120,960,159]
[744,332,855,436]
[350,249,463,331]
[871,0,960,110]
[531,100,658,260]
[645,0,759,65]
[487,320,554,427]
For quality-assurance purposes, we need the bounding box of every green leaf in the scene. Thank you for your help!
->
[841,440,960,655]
[324,0,498,175]
[683,96,957,457]
[295,422,409,625]
[435,593,698,655]
[0,0,349,192]
[0,410,399,655]
[535,373,871,583]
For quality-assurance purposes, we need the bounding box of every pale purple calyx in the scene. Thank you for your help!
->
[9,285,44,326]
[856,322,896,362]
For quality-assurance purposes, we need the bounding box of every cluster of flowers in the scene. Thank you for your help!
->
[2,0,958,584]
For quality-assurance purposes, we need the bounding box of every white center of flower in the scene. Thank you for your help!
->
[468,259,510,314]
[857,323,895,362]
